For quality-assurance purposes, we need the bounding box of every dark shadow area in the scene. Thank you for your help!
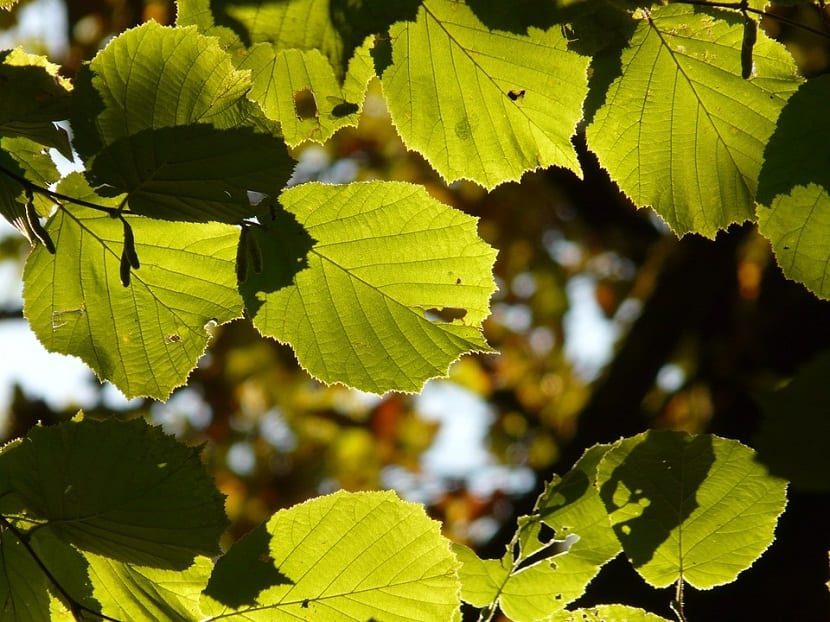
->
[757,76,830,204]
[68,64,106,161]
[597,432,715,569]
[203,521,293,608]
[239,207,316,319]
[87,125,293,224]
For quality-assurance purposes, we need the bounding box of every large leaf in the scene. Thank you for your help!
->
[596,431,787,589]
[585,4,801,237]
[71,21,293,223]
[0,48,72,157]
[456,445,621,621]
[243,181,497,393]
[202,490,461,620]
[0,418,228,569]
[238,39,374,147]
[23,175,243,399]
[756,76,830,299]
[381,0,590,188]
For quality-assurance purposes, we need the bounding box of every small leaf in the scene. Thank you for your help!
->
[243,182,497,394]
[586,4,801,236]
[201,490,461,620]
[381,0,589,188]
[596,431,788,589]
[550,605,672,621]
[0,418,228,569]
[238,40,374,147]
[23,176,243,399]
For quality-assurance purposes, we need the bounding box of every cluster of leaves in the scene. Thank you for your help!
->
[0,0,826,619]
[0,417,787,620]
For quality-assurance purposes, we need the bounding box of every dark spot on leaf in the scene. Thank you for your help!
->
[165,334,181,344]
[783,246,790,250]
[456,277,462,285]
[330,99,359,118]
[301,599,309,608]
[425,307,468,322]
[507,89,525,101]
[293,88,318,121]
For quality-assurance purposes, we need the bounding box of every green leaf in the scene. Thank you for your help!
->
[758,184,830,300]
[238,38,374,147]
[87,125,292,223]
[83,553,211,621]
[596,431,788,589]
[456,445,621,621]
[754,351,830,492]
[755,76,830,298]
[0,48,72,157]
[585,4,801,237]
[550,605,672,621]
[243,181,497,394]
[533,444,622,597]
[202,490,461,620]
[0,418,228,569]
[381,0,589,188]
[23,176,243,399]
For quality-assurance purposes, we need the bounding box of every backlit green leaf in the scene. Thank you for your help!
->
[202,490,461,620]
[586,4,800,236]
[23,176,243,399]
[243,181,496,393]
[596,431,787,589]
[0,418,228,569]
[0,523,52,622]
[238,38,374,147]
[381,0,589,188]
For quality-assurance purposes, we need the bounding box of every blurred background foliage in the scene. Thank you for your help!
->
[0,1,829,620]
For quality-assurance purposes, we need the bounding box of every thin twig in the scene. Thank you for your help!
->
[0,163,122,216]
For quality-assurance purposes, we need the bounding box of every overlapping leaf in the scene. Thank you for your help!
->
[596,431,787,589]
[201,490,461,620]
[238,39,374,146]
[381,0,589,188]
[176,0,421,80]
[586,4,801,236]
[0,418,228,569]
[456,445,620,621]
[242,181,496,393]
[0,48,72,157]
[756,76,830,299]
[71,21,292,223]
[0,528,51,622]
[23,175,243,399]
